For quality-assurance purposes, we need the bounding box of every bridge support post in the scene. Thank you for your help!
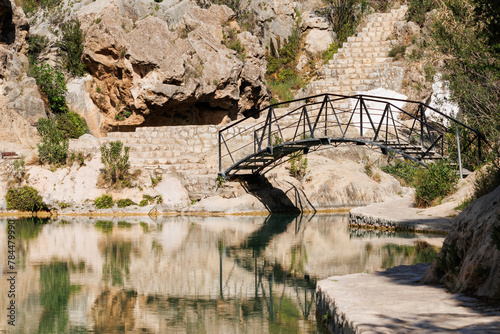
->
[456,125,463,179]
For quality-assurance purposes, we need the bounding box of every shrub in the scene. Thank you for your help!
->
[139,199,149,207]
[381,160,418,186]
[116,198,135,208]
[31,63,68,114]
[289,151,308,179]
[150,175,162,187]
[388,45,406,60]
[322,42,339,63]
[56,111,88,139]
[67,151,86,166]
[26,34,49,63]
[405,0,438,26]
[23,0,62,16]
[6,186,45,212]
[8,156,26,184]
[56,19,86,77]
[37,118,68,165]
[94,194,114,209]
[100,141,130,185]
[413,160,458,207]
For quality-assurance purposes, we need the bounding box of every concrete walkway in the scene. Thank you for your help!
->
[316,263,500,333]
[349,191,457,232]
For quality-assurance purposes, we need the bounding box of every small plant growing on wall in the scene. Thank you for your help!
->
[289,151,308,180]
[100,141,130,186]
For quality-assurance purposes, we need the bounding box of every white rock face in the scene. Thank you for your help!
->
[304,29,334,54]
[154,177,190,210]
[427,74,460,126]
[66,75,103,137]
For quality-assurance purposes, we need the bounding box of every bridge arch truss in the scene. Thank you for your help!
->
[218,94,487,180]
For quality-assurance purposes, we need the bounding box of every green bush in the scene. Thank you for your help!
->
[388,45,407,60]
[324,0,369,43]
[405,0,437,26]
[139,199,149,207]
[116,198,135,208]
[430,0,500,146]
[56,19,86,77]
[289,151,308,179]
[23,0,62,16]
[322,42,339,62]
[381,160,418,186]
[100,141,130,185]
[26,34,49,63]
[6,186,45,212]
[94,194,114,209]
[413,160,459,207]
[31,63,68,114]
[56,111,88,139]
[37,118,68,165]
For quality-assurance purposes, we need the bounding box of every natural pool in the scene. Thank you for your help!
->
[0,214,444,333]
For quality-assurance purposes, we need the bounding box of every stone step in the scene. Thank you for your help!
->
[342,41,392,48]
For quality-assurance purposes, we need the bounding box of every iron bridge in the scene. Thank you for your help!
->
[218,93,487,180]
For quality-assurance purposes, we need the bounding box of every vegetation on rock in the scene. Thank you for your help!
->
[56,111,88,139]
[382,159,458,207]
[116,198,136,208]
[94,194,114,209]
[6,186,45,212]
[403,0,500,168]
[31,64,68,114]
[100,141,131,186]
[289,151,308,180]
[413,159,458,207]
[56,19,86,77]
[37,118,69,165]
[265,21,304,104]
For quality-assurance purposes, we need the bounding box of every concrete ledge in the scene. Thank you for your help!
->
[348,192,455,233]
[316,264,500,333]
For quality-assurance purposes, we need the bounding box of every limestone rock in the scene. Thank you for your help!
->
[66,75,103,136]
[304,28,334,54]
[0,0,45,147]
[71,0,268,134]
[154,176,190,211]
[421,185,500,298]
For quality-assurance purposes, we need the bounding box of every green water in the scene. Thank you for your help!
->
[0,214,443,333]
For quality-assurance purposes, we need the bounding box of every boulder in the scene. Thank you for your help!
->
[304,28,334,54]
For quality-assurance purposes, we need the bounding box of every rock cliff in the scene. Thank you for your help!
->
[421,185,500,299]
[0,0,45,146]
[71,0,268,133]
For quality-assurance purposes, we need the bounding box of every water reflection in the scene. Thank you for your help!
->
[0,215,443,333]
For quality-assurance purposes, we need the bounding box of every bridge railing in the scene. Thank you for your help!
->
[218,93,487,177]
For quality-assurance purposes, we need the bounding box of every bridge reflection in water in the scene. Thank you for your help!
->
[218,94,487,179]
[0,215,444,333]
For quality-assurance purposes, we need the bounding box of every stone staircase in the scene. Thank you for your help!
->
[310,5,407,106]
[99,125,220,199]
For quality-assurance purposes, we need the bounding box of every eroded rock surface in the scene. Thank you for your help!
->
[67,0,268,133]
[0,0,45,146]
[421,185,500,298]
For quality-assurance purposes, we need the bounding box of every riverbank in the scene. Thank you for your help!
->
[316,263,500,333]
